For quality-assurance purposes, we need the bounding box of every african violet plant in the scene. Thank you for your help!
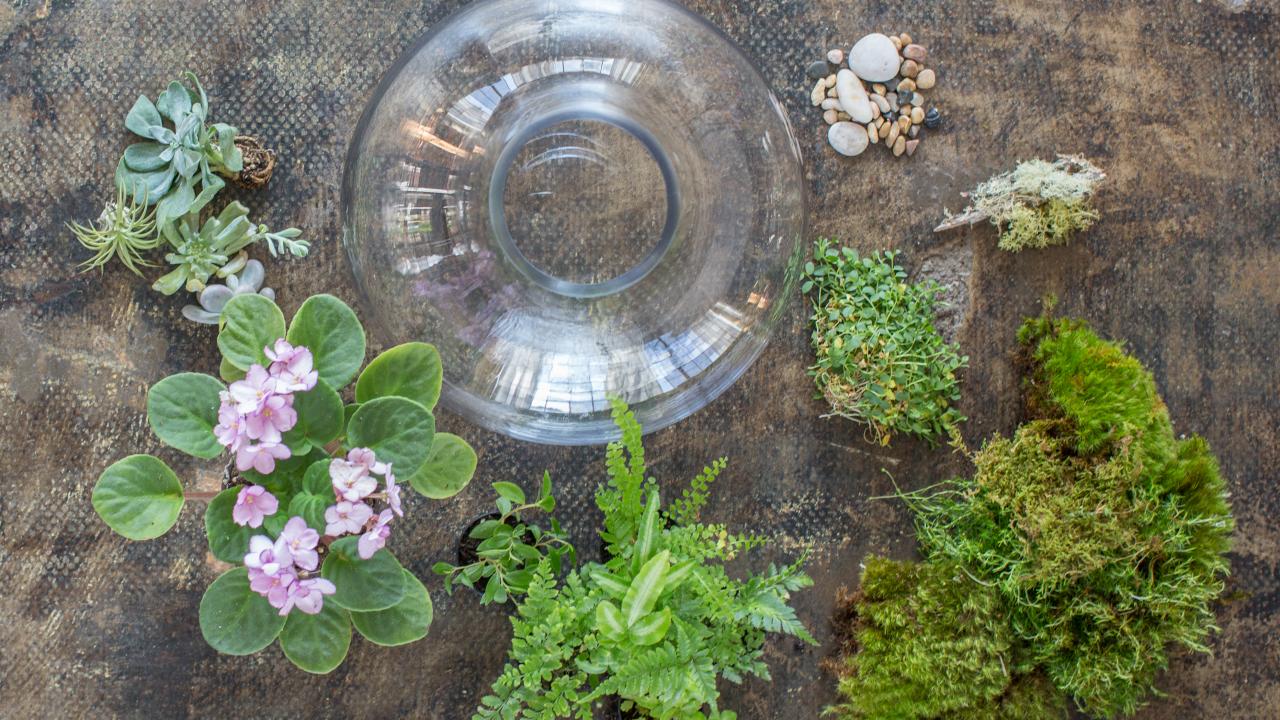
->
[90,293,478,673]
[804,239,967,446]
[477,400,814,719]
[434,474,575,605]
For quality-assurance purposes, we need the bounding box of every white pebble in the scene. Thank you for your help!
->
[848,33,901,82]
[821,98,842,110]
[827,121,869,156]
[835,69,873,124]
[827,48,844,65]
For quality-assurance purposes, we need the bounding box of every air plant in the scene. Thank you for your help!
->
[116,72,242,232]
[69,186,160,276]
[181,257,276,324]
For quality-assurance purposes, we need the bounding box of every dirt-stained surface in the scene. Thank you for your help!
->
[1,1,1277,718]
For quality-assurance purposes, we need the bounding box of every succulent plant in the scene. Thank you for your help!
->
[181,258,275,324]
[115,72,242,232]
[152,202,309,295]
[69,185,160,276]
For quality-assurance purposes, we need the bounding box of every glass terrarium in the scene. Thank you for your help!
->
[342,0,805,444]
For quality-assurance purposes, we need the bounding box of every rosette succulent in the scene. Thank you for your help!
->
[69,185,159,276]
[182,258,275,324]
[153,202,309,295]
[116,72,242,232]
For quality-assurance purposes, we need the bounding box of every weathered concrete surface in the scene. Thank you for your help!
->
[1,0,1277,717]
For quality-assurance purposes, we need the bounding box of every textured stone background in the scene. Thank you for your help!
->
[1,0,1277,718]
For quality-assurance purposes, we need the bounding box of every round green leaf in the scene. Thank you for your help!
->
[289,492,331,535]
[346,396,435,479]
[350,570,433,647]
[408,433,477,499]
[205,487,260,563]
[321,536,406,612]
[280,601,352,674]
[92,455,184,540]
[283,379,343,450]
[218,294,286,371]
[303,459,334,495]
[355,342,443,411]
[199,567,287,655]
[219,356,246,382]
[147,372,226,459]
[285,294,366,390]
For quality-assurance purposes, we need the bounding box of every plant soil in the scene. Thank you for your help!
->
[233,135,277,188]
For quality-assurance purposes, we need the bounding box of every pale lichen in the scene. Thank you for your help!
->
[936,155,1104,252]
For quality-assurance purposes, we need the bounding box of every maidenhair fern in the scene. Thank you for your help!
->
[476,398,814,720]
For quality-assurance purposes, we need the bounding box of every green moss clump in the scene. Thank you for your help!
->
[832,311,1234,719]
[803,239,967,446]
[830,557,1066,720]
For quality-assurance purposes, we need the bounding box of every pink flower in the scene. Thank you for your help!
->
[244,535,293,577]
[347,447,389,475]
[385,466,403,517]
[277,516,320,571]
[330,459,377,502]
[278,577,336,616]
[232,485,278,528]
[235,440,291,474]
[264,339,318,393]
[324,500,373,537]
[358,509,394,559]
[213,400,246,451]
[227,365,277,414]
[243,394,297,442]
[249,566,297,610]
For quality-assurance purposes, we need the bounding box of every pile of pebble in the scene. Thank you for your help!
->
[808,32,942,158]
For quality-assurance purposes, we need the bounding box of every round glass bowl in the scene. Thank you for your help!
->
[342,0,805,444]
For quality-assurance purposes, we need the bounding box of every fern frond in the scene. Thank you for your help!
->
[666,457,726,526]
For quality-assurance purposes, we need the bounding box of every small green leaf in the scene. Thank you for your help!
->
[622,550,670,627]
[124,95,161,136]
[122,142,169,172]
[199,567,286,655]
[343,403,360,428]
[280,601,352,674]
[218,294,285,371]
[205,487,258,563]
[407,433,477,499]
[219,356,246,382]
[350,570,433,647]
[629,607,672,646]
[354,342,443,411]
[286,294,366,390]
[147,373,225,459]
[156,80,192,121]
[282,379,343,449]
[596,600,626,641]
[321,536,406,612]
[92,455,184,540]
[632,491,660,572]
[289,492,331,534]
[492,481,526,505]
[303,459,333,495]
[346,397,435,479]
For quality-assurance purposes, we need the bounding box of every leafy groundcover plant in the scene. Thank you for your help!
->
[803,239,967,446]
[91,293,478,673]
[478,400,815,720]
[434,474,575,605]
[829,306,1234,718]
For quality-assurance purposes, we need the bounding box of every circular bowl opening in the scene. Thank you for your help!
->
[342,0,806,444]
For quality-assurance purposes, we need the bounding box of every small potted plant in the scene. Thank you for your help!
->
[91,293,477,672]
[434,473,575,605]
